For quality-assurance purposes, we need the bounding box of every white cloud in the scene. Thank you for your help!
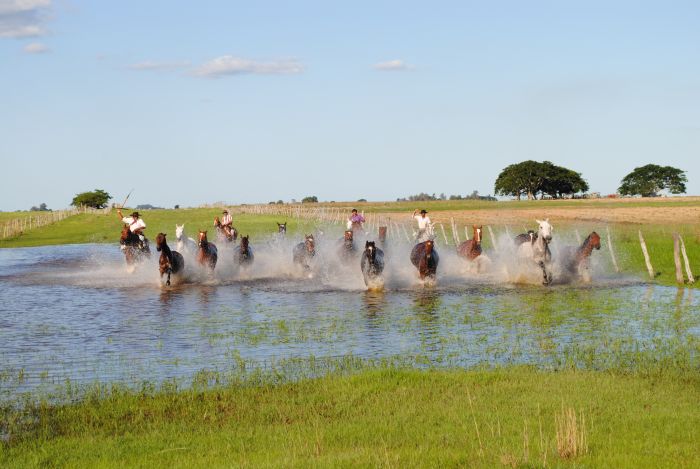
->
[0,0,52,38]
[374,59,410,71]
[23,41,47,53]
[128,60,191,72]
[192,55,304,78]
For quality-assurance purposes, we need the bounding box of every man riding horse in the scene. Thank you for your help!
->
[347,209,365,235]
[412,209,434,243]
[118,209,148,250]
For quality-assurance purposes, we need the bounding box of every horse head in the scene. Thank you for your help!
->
[589,231,601,250]
[240,235,249,251]
[277,222,287,234]
[175,224,184,240]
[424,239,434,254]
[344,230,353,241]
[213,217,221,228]
[120,224,130,242]
[365,240,376,260]
[473,225,482,244]
[378,226,387,243]
[198,230,208,246]
[536,219,553,242]
[305,234,315,252]
[155,233,167,251]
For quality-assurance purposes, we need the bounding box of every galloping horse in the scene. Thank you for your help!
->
[562,231,601,282]
[361,241,385,286]
[175,224,197,254]
[457,225,483,261]
[197,230,218,270]
[515,230,537,246]
[338,230,357,261]
[236,235,254,267]
[378,226,387,249]
[516,219,553,285]
[293,234,316,272]
[277,222,287,235]
[155,233,184,286]
[120,224,150,270]
[214,217,237,243]
[410,239,439,281]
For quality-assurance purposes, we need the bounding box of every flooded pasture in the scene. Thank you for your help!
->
[1,239,698,402]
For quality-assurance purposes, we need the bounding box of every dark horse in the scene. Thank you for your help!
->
[214,217,237,243]
[293,234,316,273]
[361,241,385,286]
[338,230,358,261]
[514,230,537,246]
[197,230,218,270]
[235,235,254,267]
[120,224,150,270]
[457,225,483,261]
[277,222,287,235]
[562,231,601,282]
[410,239,439,281]
[155,233,184,286]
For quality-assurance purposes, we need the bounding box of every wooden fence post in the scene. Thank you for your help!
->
[464,226,470,240]
[439,223,449,245]
[678,235,695,284]
[673,233,684,284]
[606,226,620,273]
[487,225,498,252]
[638,230,655,280]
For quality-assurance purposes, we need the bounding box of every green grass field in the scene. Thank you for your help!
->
[2,367,699,468]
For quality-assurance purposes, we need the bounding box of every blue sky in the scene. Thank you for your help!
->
[1,1,699,210]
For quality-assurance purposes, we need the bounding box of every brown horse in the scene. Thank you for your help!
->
[293,234,316,272]
[562,231,601,282]
[378,226,387,248]
[197,230,218,270]
[236,235,254,267]
[457,225,483,261]
[120,224,150,269]
[410,239,439,280]
[214,216,237,243]
[155,233,184,286]
[338,230,357,261]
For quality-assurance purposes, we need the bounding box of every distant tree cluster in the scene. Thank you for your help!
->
[71,189,112,209]
[494,161,588,200]
[397,191,495,202]
[618,164,687,197]
[301,196,318,203]
[448,191,496,201]
[30,203,50,212]
[135,204,164,210]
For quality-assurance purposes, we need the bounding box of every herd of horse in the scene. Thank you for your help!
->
[120,218,602,287]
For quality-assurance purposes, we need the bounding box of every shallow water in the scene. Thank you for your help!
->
[0,241,698,400]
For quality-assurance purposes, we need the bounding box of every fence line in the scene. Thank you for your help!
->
[1,206,108,240]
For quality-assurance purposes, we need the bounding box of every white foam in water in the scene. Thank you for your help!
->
[19,224,628,291]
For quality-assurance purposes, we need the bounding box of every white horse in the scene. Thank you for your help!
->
[517,219,553,285]
[175,224,198,254]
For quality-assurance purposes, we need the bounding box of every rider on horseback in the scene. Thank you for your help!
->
[221,209,233,230]
[347,209,365,232]
[412,209,434,242]
[118,209,147,249]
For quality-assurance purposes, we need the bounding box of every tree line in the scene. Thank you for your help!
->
[494,161,686,200]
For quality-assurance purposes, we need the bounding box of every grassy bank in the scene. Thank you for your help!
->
[2,367,699,468]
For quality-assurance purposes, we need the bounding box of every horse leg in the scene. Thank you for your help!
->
[539,261,550,285]
[166,267,172,286]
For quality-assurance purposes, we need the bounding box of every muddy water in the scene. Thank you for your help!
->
[0,243,698,400]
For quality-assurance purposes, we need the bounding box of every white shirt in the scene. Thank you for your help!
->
[221,213,232,225]
[122,216,146,232]
[414,214,431,230]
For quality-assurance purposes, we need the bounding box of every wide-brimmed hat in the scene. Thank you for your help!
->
[131,211,140,217]
[420,209,428,214]
[222,209,229,214]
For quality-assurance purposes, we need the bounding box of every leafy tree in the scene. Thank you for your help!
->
[618,164,687,197]
[495,161,588,200]
[71,189,112,209]
[301,196,318,203]
[30,203,50,211]
[540,162,589,199]
[494,160,547,200]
